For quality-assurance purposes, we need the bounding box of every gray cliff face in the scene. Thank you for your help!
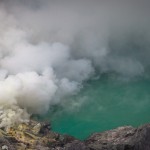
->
[85,124,150,150]
[56,124,150,150]
[0,121,150,150]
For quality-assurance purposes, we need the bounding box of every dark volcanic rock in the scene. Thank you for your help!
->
[63,140,89,150]
[39,121,51,135]
[85,124,150,150]
[52,140,89,150]
[1,121,150,150]
[0,137,16,150]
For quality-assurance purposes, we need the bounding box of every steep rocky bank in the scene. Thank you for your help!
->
[0,120,150,150]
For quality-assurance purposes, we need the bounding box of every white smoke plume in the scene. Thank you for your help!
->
[0,0,150,127]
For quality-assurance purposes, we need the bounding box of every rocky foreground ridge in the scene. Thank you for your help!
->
[0,120,150,150]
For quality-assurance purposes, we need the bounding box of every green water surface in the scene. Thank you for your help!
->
[39,74,150,140]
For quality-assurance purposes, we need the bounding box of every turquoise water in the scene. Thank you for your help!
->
[39,73,150,140]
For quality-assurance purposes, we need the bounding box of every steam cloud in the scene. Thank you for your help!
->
[0,0,150,127]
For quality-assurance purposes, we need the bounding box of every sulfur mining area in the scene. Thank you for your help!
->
[0,120,150,150]
[1,1,150,150]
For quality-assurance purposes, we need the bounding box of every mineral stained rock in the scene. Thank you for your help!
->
[0,120,150,150]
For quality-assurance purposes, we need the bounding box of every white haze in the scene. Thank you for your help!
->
[0,0,150,127]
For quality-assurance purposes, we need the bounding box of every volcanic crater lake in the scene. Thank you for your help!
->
[38,73,150,140]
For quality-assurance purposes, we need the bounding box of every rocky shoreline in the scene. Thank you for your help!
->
[0,120,150,150]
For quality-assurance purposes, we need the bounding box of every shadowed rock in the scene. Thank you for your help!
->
[0,121,150,150]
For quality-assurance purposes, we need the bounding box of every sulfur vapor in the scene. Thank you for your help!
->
[0,0,150,127]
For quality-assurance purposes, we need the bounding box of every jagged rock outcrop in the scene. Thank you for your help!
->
[85,124,150,150]
[0,121,150,150]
